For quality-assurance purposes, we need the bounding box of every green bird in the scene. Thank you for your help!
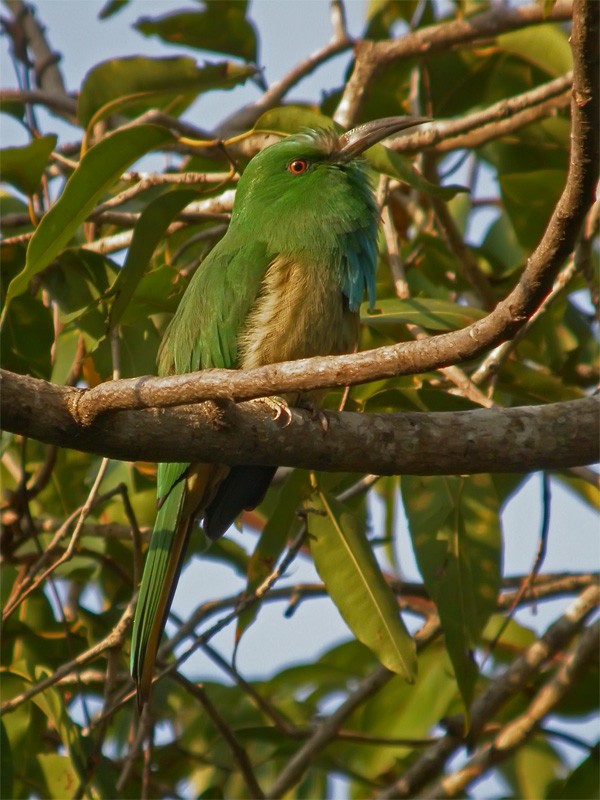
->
[130,116,425,705]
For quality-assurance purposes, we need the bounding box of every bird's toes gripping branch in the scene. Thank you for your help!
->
[249,395,293,427]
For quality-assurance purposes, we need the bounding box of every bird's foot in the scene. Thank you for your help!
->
[297,399,330,432]
[249,395,293,427]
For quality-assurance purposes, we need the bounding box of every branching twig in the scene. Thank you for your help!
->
[172,673,265,800]
[421,620,600,799]
[0,598,136,716]
[335,1,573,126]
[375,583,599,799]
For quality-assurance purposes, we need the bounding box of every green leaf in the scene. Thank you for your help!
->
[1,292,54,379]
[402,474,502,717]
[78,56,256,130]
[98,0,130,19]
[254,106,336,135]
[505,739,560,799]
[0,135,57,196]
[108,187,201,330]
[135,3,258,62]
[3,124,173,312]
[365,142,466,199]
[499,169,566,250]
[497,24,572,77]
[349,645,458,775]
[236,471,310,645]
[308,489,417,682]
[0,720,13,800]
[547,751,600,799]
[1,243,54,379]
[361,297,485,331]
[37,754,81,799]
[478,211,526,278]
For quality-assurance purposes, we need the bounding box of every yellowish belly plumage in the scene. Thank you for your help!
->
[238,255,358,371]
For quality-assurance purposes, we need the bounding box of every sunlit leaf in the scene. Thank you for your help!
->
[364,140,467,199]
[309,489,417,681]
[497,24,572,76]
[4,125,173,310]
[37,754,81,799]
[361,297,485,331]
[135,3,258,62]
[78,56,256,130]
[254,106,335,135]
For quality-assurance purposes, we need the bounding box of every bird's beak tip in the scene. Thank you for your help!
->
[337,115,429,160]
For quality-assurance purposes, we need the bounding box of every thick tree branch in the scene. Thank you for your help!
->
[2,370,597,472]
[3,0,69,99]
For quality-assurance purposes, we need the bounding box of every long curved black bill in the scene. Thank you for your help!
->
[337,116,429,161]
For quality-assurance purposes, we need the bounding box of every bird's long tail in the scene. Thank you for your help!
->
[130,477,191,708]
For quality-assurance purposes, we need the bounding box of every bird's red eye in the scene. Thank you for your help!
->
[288,158,309,175]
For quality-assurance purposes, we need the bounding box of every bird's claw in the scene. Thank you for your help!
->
[250,396,293,427]
[298,400,329,432]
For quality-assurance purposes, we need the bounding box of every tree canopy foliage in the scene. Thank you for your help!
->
[0,1,598,798]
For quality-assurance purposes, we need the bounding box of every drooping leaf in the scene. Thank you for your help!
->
[78,56,256,130]
[107,187,202,330]
[0,135,57,196]
[361,297,485,331]
[1,292,54,379]
[505,739,561,800]
[134,3,258,62]
[37,754,81,799]
[3,124,173,311]
[309,488,417,681]
[402,474,502,717]
[547,751,600,799]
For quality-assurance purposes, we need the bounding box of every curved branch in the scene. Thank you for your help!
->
[375,583,600,799]
[2,370,597,472]
[423,620,600,799]
[335,1,573,127]
[391,73,573,154]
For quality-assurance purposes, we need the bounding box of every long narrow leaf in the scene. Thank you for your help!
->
[402,474,502,718]
[309,489,417,682]
[107,187,202,330]
[4,125,173,311]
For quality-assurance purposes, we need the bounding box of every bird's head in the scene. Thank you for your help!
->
[231,117,427,246]
[229,116,427,310]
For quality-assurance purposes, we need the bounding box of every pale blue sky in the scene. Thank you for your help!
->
[2,3,597,796]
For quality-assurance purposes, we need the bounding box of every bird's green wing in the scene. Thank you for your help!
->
[130,236,273,704]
